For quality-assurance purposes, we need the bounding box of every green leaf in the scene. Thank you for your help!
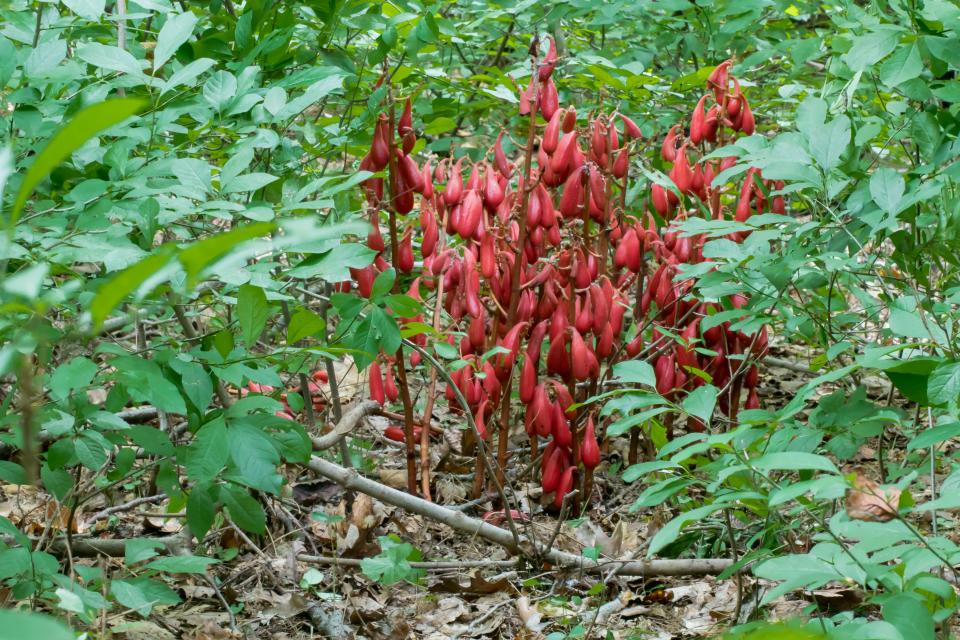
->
[809,114,850,171]
[186,483,217,541]
[842,28,901,72]
[185,418,229,483]
[870,168,905,215]
[0,462,26,485]
[286,308,326,344]
[179,362,214,412]
[154,10,198,70]
[681,384,717,422]
[48,357,98,402]
[63,0,105,21]
[125,539,165,565]
[111,578,181,616]
[751,452,839,473]
[647,502,729,556]
[222,172,279,194]
[612,360,656,387]
[237,284,270,347]
[361,536,423,585]
[927,362,960,406]
[76,43,142,75]
[226,421,282,494]
[219,484,266,534]
[880,43,923,87]
[89,248,174,331]
[178,222,275,287]
[0,610,73,640]
[882,594,935,640]
[146,555,219,574]
[9,98,147,226]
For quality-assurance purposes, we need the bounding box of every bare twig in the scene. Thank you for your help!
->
[89,494,166,523]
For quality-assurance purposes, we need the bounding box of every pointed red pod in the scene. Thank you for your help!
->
[596,323,615,359]
[420,159,434,199]
[614,228,631,269]
[401,131,416,155]
[527,320,549,362]
[620,114,642,139]
[589,169,606,209]
[367,221,385,252]
[726,79,743,118]
[466,162,481,192]
[458,190,483,238]
[350,265,376,298]
[483,165,504,209]
[661,124,680,163]
[581,417,601,469]
[421,215,438,259]
[745,365,759,389]
[539,77,559,121]
[539,37,558,80]
[541,446,565,493]
[608,120,620,151]
[654,354,676,396]
[736,170,756,222]
[444,158,464,206]
[396,228,414,273]
[739,97,755,135]
[520,356,538,403]
[468,313,486,352]
[370,113,390,170]
[553,466,575,509]
[709,60,732,102]
[559,167,584,218]
[552,403,572,448]
[772,180,786,214]
[496,321,528,374]
[546,332,571,378]
[543,108,563,154]
[561,105,577,133]
[519,75,536,115]
[571,329,591,381]
[533,384,553,437]
[551,132,576,176]
[590,119,607,164]
[480,234,496,279]
[625,332,644,357]
[393,171,415,214]
[670,144,694,195]
[384,426,410,442]
[494,131,512,178]
[368,361,385,404]
[537,185,557,227]
[690,95,708,145]
[612,147,629,179]
[590,285,609,335]
[398,152,424,193]
[398,97,413,136]
[474,399,489,440]
[574,297,592,335]
[651,183,670,217]
[381,362,397,402]
[745,388,760,410]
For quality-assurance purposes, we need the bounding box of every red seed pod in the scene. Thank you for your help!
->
[384,426,413,442]
[402,131,416,155]
[745,365,759,389]
[537,185,557,227]
[384,364,399,402]
[589,168,606,208]
[614,228,632,269]
[468,312,486,351]
[368,360,385,404]
[559,167,584,218]
[739,97,755,135]
[654,354,676,396]
[608,119,620,151]
[466,163,482,192]
[690,95,708,145]
[708,60,732,103]
[651,183,670,217]
[745,388,761,410]
[527,320,549,362]
[772,181,786,214]
[459,190,483,238]
[596,323,615,359]
[625,332,644,357]
[539,77,559,121]
[543,108,563,155]
[612,147,629,179]
[661,124,680,163]
[620,114,642,139]
[396,228,415,273]
[590,119,607,164]
[669,144,694,195]
[421,214,438,259]
[398,152,424,193]
[367,221,385,252]
[546,332,571,378]
[520,356,538,403]
[571,329,591,381]
[539,37,558,80]
[590,286,609,335]
[370,113,391,170]
[552,403,572,448]
[350,265,376,298]
[736,170,756,222]
[553,466,575,509]
[551,133,576,176]
[574,296,592,335]
[474,399,489,440]
[494,131,512,178]
[581,417,600,469]
[480,234,496,279]
[497,321,529,375]
[519,75,536,115]
[398,97,413,137]
[483,165,504,209]
[444,158,464,206]
[541,446,565,493]
[562,106,577,133]
[533,384,553,437]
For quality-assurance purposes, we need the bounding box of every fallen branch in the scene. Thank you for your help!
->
[88,494,166,522]
[297,555,518,570]
[307,455,734,577]
[310,400,381,451]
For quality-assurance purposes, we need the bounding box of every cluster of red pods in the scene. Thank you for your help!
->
[344,41,773,508]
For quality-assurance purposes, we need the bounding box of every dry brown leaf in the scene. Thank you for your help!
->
[431,571,513,596]
[846,473,900,522]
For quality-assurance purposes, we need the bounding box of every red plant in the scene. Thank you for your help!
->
[348,43,773,512]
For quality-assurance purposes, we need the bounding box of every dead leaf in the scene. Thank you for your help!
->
[431,571,513,595]
[846,473,900,522]
[516,596,543,632]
